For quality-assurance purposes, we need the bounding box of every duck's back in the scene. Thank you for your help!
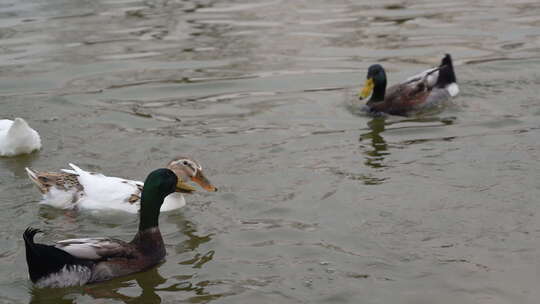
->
[67,164,143,213]
[0,119,13,130]
[0,118,41,156]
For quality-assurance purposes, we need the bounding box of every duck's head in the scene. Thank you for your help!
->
[143,168,178,200]
[8,118,32,135]
[167,157,218,193]
[358,64,387,102]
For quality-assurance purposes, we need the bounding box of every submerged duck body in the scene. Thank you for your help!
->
[24,168,176,288]
[25,157,217,213]
[359,54,459,116]
[0,118,41,157]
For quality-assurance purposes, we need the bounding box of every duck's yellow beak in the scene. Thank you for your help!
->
[358,78,374,100]
[191,170,218,192]
[176,179,197,193]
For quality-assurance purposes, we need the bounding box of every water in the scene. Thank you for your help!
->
[1,0,539,303]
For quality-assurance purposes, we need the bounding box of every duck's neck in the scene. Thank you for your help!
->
[135,190,166,257]
[370,78,386,102]
[131,227,165,258]
[138,189,164,232]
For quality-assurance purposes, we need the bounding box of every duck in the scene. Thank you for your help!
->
[0,118,41,157]
[358,54,459,116]
[25,157,217,213]
[24,168,181,288]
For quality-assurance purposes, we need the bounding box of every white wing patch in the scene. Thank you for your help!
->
[56,237,129,260]
[404,67,439,86]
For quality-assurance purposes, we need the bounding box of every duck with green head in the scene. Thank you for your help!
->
[359,54,459,116]
[23,168,179,288]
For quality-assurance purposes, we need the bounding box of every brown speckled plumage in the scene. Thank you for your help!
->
[128,184,143,204]
[26,169,83,194]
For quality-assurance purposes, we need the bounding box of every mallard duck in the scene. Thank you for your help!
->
[25,157,217,213]
[24,168,181,288]
[358,54,459,116]
[0,118,41,157]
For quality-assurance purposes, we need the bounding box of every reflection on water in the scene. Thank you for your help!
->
[359,115,457,169]
[0,152,40,177]
[29,265,224,303]
[359,118,389,169]
[173,218,213,252]
[29,267,165,304]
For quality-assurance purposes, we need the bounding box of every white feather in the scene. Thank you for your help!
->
[446,82,460,97]
[57,244,102,260]
[66,163,142,213]
[0,118,41,156]
[56,237,121,260]
[39,187,81,209]
[35,265,92,288]
[161,193,186,211]
[38,163,187,213]
[404,67,438,85]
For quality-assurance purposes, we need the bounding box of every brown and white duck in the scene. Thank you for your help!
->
[358,54,459,116]
[24,168,181,288]
[25,157,217,213]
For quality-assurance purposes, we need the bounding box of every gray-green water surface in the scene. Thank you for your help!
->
[1,0,539,303]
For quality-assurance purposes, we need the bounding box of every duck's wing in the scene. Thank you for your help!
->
[403,67,439,88]
[65,164,143,211]
[370,80,430,115]
[55,237,135,260]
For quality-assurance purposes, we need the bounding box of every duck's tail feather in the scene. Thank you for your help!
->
[25,168,47,194]
[23,227,42,244]
[23,227,80,283]
[436,54,457,87]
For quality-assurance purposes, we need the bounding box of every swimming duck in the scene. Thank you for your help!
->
[358,54,459,116]
[0,118,41,157]
[24,168,180,288]
[25,157,217,213]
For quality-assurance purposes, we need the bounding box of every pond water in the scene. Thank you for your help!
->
[0,0,539,303]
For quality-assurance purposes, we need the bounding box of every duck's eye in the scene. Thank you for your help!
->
[183,161,189,166]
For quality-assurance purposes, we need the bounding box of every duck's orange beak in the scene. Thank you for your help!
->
[191,170,218,192]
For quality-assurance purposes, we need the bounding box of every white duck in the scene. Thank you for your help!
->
[25,157,217,213]
[0,118,41,156]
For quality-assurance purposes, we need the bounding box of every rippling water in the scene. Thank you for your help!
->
[1,0,539,303]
